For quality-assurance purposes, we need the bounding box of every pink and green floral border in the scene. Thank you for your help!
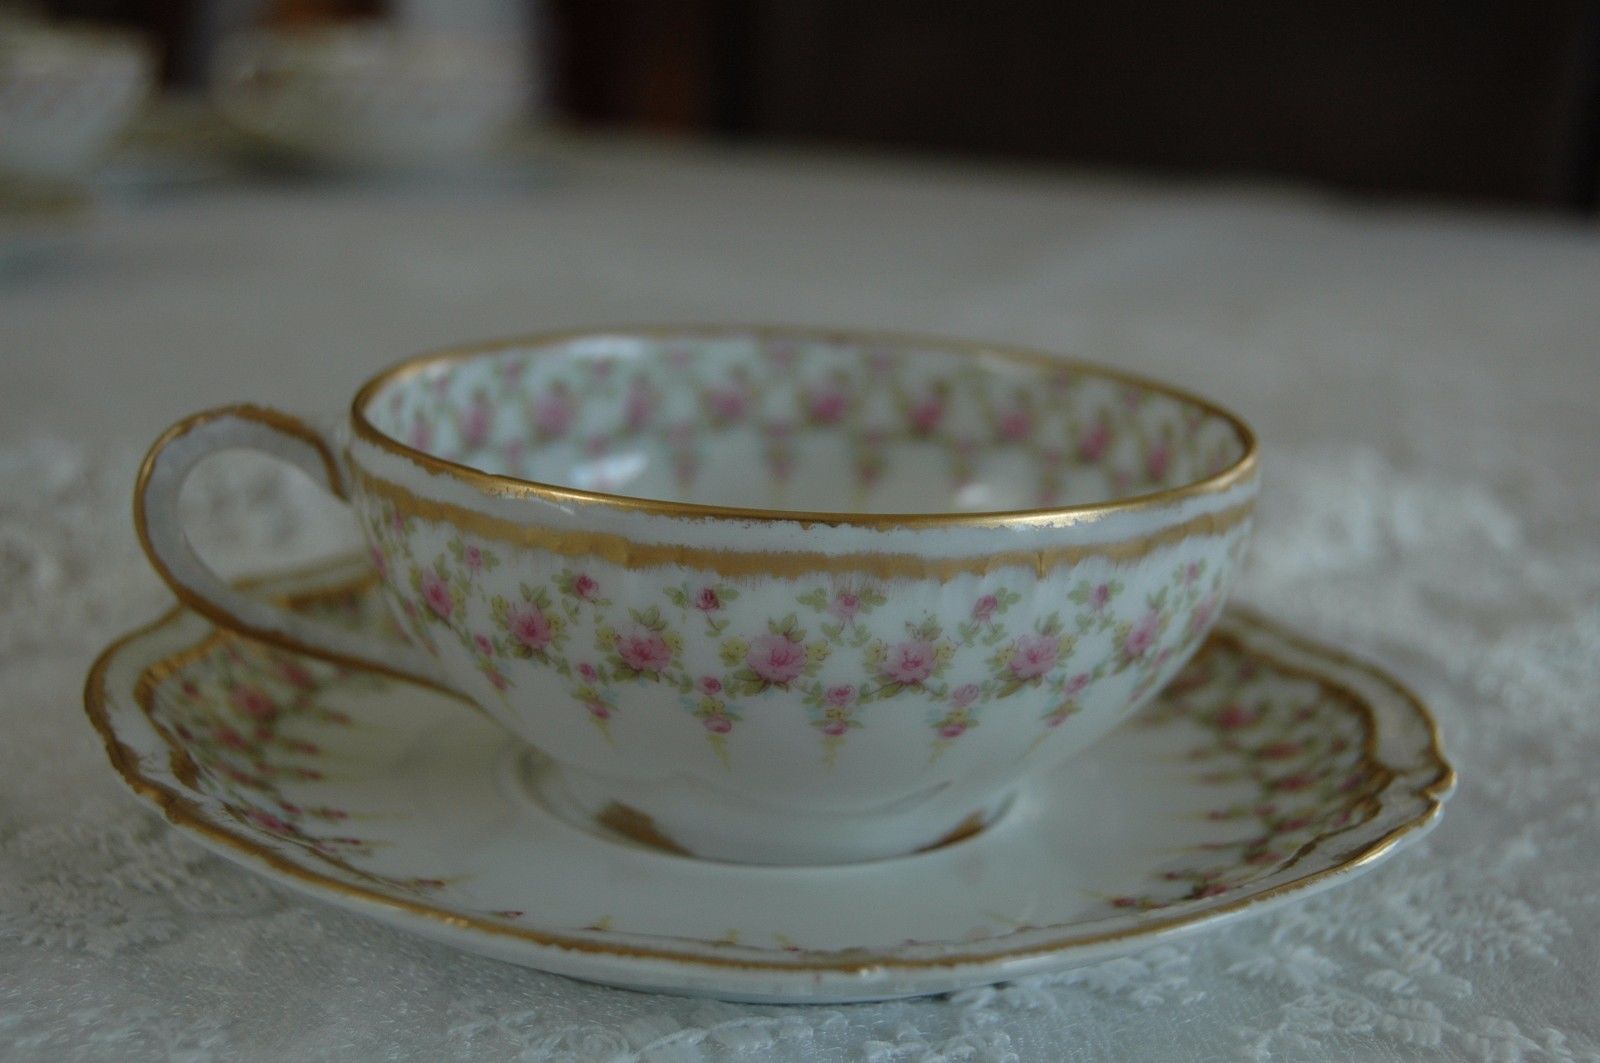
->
[364,336,1246,511]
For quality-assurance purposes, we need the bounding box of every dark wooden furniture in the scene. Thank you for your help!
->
[552,1,1600,211]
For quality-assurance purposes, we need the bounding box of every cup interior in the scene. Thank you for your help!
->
[360,331,1249,515]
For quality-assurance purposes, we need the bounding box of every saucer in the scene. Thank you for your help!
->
[85,556,1452,1002]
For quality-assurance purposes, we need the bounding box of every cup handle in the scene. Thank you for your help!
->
[134,404,450,690]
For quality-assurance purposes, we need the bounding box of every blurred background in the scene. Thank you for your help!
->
[22,0,1600,211]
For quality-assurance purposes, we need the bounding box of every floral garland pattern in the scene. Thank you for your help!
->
[1104,635,1387,910]
[366,337,1245,510]
[364,499,1249,765]
[137,582,1388,923]
[140,589,450,896]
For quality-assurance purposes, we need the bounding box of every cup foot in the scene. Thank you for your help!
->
[505,747,1016,866]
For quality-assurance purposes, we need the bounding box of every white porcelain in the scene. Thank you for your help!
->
[0,20,153,180]
[135,326,1259,864]
[212,24,526,168]
[85,558,1453,1002]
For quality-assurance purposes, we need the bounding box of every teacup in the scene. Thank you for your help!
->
[136,327,1258,864]
[212,24,526,169]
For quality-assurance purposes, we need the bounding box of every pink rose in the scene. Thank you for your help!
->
[487,669,510,691]
[699,675,723,695]
[1187,595,1219,638]
[882,640,936,685]
[807,388,847,423]
[572,574,599,600]
[938,722,968,739]
[1078,419,1109,462]
[615,630,672,673]
[703,715,733,734]
[951,683,980,708]
[577,662,599,683]
[473,633,494,656]
[1090,583,1111,610]
[820,718,849,737]
[1259,741,1302,761]
[279,660,316,691]
[212,725,247,749]
[824,684,855,707]
[706,386,747,421]
[1009,634,1061,680]
[1063,672,1091,697]
[972,594,999,622]
[1123,611,1159,660]
[828,591,862,621]
[230,685,278,722]
[245,809,293,834]
[463,544,485,572]
[508,605,554,651]
[909,397,944,433]
[585,699,611,720]
[694,587,721,612]
[461,398,492,449]
[421,572,453,619]
[998,407,1032,441]
[1146,444,1171,481]
[746,634,808,685]
[624,384,655,430]
[1216,704,1257,731]
[534,392,573,437]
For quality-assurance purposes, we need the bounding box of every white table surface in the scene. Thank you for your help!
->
[2,134,1597,1062]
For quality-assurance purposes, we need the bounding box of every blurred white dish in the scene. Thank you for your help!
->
[0,20,153,181]
[212,24,527,170]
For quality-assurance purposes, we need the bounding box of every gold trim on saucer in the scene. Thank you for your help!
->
[83,558,1453,977]
[347,324,1260,530]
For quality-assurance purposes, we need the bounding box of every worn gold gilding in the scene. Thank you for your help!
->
[351,467,1256,580]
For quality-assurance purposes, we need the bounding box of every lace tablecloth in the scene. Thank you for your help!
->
[3,139,1597,1062]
